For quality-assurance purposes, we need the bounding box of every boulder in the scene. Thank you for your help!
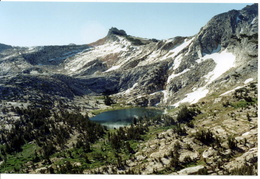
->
[174,165,205,175]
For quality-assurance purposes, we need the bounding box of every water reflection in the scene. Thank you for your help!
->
[90,108,162,129]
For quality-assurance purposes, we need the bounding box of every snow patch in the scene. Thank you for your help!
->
[30,71,39,75]
[125,83,138,94]
[161,38,194,62]
[172,87,209,107]
[168,37,194,57]
[244,78,253,84]
[138,37,194,67]
[220,78,254,96]
[251,17,257,25]
[220,86,243,96]
[172,54,183,70]
[105,65,121,72]
[65,36,131,74]
[141,51,161,65]
[242,131,250,136]
[150,90,163,96]
[167,69,190,84]
[162,90,169,104]
[170,49,236,107]
[199,49,236,84]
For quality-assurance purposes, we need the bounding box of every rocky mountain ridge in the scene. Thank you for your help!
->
[0,3,258,175]
[0,4,257,109]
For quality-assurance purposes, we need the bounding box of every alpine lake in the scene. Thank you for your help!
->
[90,107,163,129]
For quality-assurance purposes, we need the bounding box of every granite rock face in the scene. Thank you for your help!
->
[0,4,258,107]
[0,4,258,175]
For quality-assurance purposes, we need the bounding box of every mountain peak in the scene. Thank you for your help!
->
[107,27,127,37]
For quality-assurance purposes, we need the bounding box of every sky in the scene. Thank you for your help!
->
[0,0,255,47]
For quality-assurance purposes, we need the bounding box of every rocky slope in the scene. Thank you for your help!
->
[0,4,257,109]
[79,80,257,175]
[0,3,258,175]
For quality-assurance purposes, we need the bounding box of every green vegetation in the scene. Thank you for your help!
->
[176,105,200,123]
[0,82,257,174]
[230,99,257,108]
[227,135,238,150]
[230,163,257,175]
[0,143,39,173]
[0,105,166,173]
[173,123,187,135]
[229,85,257,108]
[194,129,216,146]
[0,106,106,173]
[103,95,114,106]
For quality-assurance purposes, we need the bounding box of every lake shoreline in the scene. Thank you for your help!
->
[89,106,164,129]
[89,104,165,117]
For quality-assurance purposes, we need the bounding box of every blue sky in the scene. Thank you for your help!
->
[0,1,253,47]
